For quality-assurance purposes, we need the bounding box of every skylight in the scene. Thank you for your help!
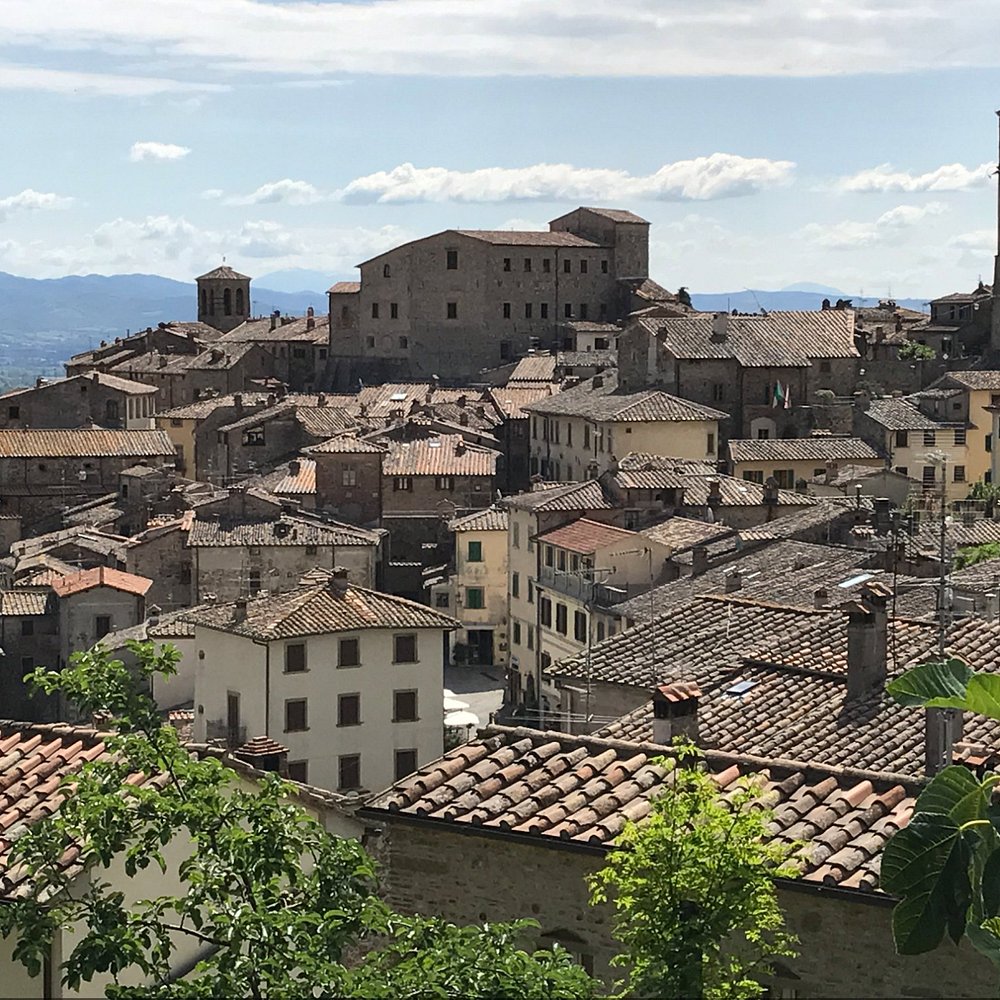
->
[389,392,407,401]
[837,572,874,589]
[725,679,757,696]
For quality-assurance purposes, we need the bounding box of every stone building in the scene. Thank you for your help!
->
[196,265,252,334]
[64,322,217,378]
[327,207,685,385]
[124,514,195,612]
[0,373,158,431]
[216,309,328,391]
[727,435,882,488]
[307,436,386,526]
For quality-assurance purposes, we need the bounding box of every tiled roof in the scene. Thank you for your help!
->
[381,436,499,478]
[523,373,726,422]
[678,472,816,509]
[509,355,558,383]
[505,480,616,512]
[187,514,377,548]
[0,429,175,459]
[363,725,916,893]
[808,464,915,486]
[623,277,682,304]
[557,350,617,368]
[639,516,735,551]
[157,392,280,420]
[1,373,157,399]
[51,567,152,599]
[453,230,599,247]
[305,435,386,455]
[449,507,509,532]
[102,608,199,648]
[185,580,458,640]
[940,370,1000,391]
[0,589,55,616]
[262,459,317,496]
[728,498,865,540]
[218,315,327,345]
[197,265,250,280]
[536,518,636,554]
[109,353,192,375]
[728,437,881,464]
[645,310,858,367]
[488,385,557,419]
[863,398,946,431]
[329,281,360,294]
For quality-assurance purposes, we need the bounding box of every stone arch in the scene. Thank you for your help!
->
[223,288,233,316]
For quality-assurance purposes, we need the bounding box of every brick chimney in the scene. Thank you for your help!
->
[844,581,892,698]
[233,736,289,777]
[925,707,964,776]
[652,682,701,744]
[329,567,350,593]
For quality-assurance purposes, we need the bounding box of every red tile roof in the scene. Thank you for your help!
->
[382,436,499,478]
[536,517,636,554]
[0,429,175,459]
[51,566,153,599]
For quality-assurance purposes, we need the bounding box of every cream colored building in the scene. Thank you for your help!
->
[727,436,882,490]
[189,571,457,794]
[440,507,509,666]
[524,372,725,481]
[927,371,1000,485]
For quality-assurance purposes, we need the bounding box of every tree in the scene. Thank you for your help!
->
[0,642,598,999]
[588,748,797,999]
[897,341,936,361]
[954,540,1000,570]
[882,658,1000,973]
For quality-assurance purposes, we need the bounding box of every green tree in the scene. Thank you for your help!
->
[954,540,1000,570]
[0,642,597,999]
[882,658,1000,972]
[589,748,797,999]
[897,341,936,361]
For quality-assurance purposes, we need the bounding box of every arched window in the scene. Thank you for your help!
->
[223,288,233,316]
[200,289,207,315]
[383,264,391,278]
[208,291,215,316]
[235,288,245,314]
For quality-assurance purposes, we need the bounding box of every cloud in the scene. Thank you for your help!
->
[200,188,224,201]
[798,202,947,250]
[336,155,795,204]
[129,141,191,162]
[227,179,326,206]
[0,188,73,222]
[947,229,996,253]
[836,162,994,193]
[4,1,999,82]
[0,62,226,97]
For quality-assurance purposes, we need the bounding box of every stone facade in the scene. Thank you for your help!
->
[0,374,157,431]
[311,443,385,526]
[196,266,251,334]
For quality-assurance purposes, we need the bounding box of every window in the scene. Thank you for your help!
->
[922,466,936,486]
[583,424,590,449]
[468,540,483,562]
[394,634,417,663]
[525,303,533,319]
[557,549,567,571]
[580,259,588,274]
[540,303,549,319]
[305,543,317,556]
[371,302,379,319]
[287,761,308,783]
[579,303,588,320]
[596,622,605,641]
[285,699,308,732]
[285,642,307,673]
[390,302,399,319]
[435,592,450,608]
[503,302,511,319]
[774,469,794,489]
[923,430,936,447]
[226,691,241,745]
[338,754,361,790]
[446,302,458,319]
[543,258,551,273]
[338,693,361,727]
[393,477,413,491]
[555,603,568,635]
[756,428,770,440]
[513,621,522,644]
[527,579,534,603]
[895,430,908,448]
[20,618,33,637]
[813,468,826,479]
[563,258,572,274]
[503,257,512,271]
[342,465,357,487]
[340,304,350,322]
[988,434,993,454]
[435,476,455,491]
[395,749,418,780]
[366,336,375,348]
[338,637,360,668]
[446,249,459,270]
[896,466,908,477]
[512,521,520,548]
[293,347,306,359]
[524,257,532,272]
[819,359,831,373]
[707,432,715,455]
[539,596,552,627]
[394,689,418,722]
[564,303,573,318]
[223,288,233,316]
[544,545,554,568]
[511,572,520,598]
[574,610,587,642]
[743,470,765,484]
[398,336,409,349]
[601,259,609,273]
[248,569,261,594]
[955,465,967,483]
[465,587,485,609]
[954,427,967,446]
[383,263,392,277]
[599,304,607,320]
[527,625,535,649]
[95,615,111,640]
[712,383,725,401]
[243,428,265,446]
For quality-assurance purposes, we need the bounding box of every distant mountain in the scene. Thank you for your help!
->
[780,281,845,295]
[255,268,346,294]
[689,288,930,314]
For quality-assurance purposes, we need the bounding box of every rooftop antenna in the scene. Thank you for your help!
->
[744,287,766,316]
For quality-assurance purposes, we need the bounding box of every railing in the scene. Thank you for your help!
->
[537,566,631,608]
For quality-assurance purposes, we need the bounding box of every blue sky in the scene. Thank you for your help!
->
[2,0,1000,298]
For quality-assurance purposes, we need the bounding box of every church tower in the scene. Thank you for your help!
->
[196,265,251,333]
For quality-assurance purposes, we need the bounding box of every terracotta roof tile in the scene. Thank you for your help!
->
[728,437,880,464]
[51,567,152,598]
[0,429,175,459]
[535,517,636,554]
[381,435,499,478]
[448,507,509,532]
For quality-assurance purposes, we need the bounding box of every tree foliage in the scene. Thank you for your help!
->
[589,747,797,999]
[897,340,936,361]
[884,659,1000,972]
[954,541,1000,570]
[0,642,598,999]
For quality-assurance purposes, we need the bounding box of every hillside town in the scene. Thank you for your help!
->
[5,197,1000,996]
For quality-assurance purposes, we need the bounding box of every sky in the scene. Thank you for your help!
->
[2,0,1000,299]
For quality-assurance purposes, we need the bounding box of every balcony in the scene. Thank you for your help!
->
[537,566,632,608]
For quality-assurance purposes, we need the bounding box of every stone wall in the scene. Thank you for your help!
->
[368,818,996,998]
[314,451,383,526]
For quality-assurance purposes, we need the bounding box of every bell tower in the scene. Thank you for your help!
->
[197,264,251,333]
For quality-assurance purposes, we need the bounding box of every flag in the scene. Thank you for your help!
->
[772,382,784,408]
[784,385,791,409]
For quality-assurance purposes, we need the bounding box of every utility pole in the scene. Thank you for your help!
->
[992,110,1000,354]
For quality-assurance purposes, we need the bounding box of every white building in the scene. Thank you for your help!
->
[188,570,458,794]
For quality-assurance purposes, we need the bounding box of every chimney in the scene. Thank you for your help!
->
[234,393,243,411]
[925,707,964,776]
[711,312,729,341]
[455,439,466,456]
[723,569,742,593]
[329,567,350,593]
[691,545,709,576]
[873,497,891,534]
[233,736,290,778]
[158,355,168,369]
[288,459,301,477]
[813,587,829,610]
[307,306,314,318]
[307,315,315,331]
[317,393,327,407]
[592,375,604,389]
[457,394,467,408]
[267,393,277,406]
[762,476,779,505]
[234,597,248,623]
[844,582,892,699]
[651,682,701,744]
[35,377,43,388]
[270,313,277,332]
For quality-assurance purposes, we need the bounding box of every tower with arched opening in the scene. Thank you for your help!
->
[196,265,251,333]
